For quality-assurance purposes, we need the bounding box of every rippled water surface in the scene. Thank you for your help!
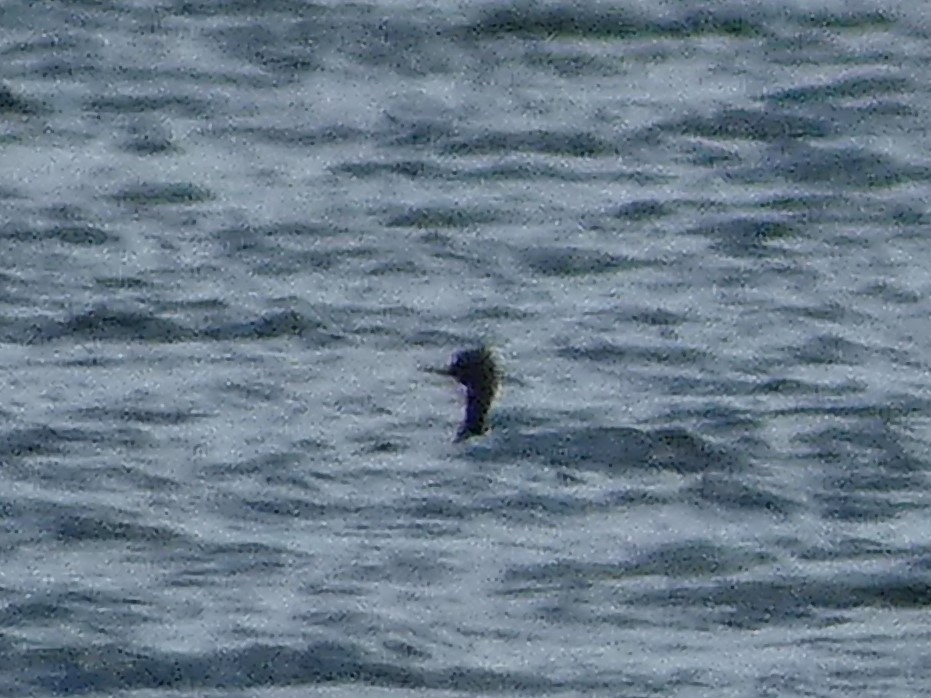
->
[3,1,931,695]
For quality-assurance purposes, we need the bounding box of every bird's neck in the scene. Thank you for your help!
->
[457,387,490,441]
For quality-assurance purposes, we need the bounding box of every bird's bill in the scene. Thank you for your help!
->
[423,365,453,377]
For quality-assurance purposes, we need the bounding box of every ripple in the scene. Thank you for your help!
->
[39,307,196,343]
[771,145,931,188]
[110,182,213,206]
[443,129,620,157]
[202,309,343,343]
[520,247,648,276]
[767,72,912,105]
[661,107,832,140]
[28,640,559,694]
[469,5,765,39]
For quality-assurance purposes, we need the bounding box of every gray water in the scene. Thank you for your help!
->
[2,1,931,695]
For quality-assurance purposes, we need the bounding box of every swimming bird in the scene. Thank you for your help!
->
[429,346,738,478]
[426,348,777,517]
[428,346,500,442]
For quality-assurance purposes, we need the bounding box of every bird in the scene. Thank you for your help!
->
[425,348,785,516]
[428,345,501,442]
[428,345,740,478]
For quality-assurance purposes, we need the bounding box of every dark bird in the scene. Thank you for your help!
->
[428,346,742,481]
[428,346,501,441]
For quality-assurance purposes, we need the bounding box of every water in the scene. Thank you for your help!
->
[2,0,931,695]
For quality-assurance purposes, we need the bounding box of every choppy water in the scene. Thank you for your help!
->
[3,1,931,695]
